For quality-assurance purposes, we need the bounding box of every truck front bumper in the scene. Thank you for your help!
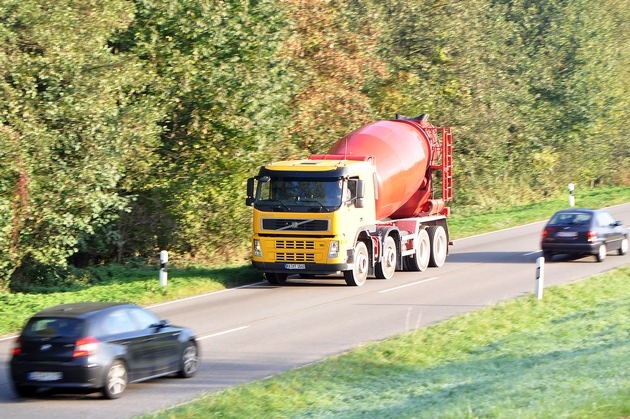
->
[252,261,350,275]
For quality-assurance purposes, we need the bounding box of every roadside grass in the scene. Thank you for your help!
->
[144,265,630,419]
[0,264,260,336]
[0,184,628,338]
[448,185,630,238]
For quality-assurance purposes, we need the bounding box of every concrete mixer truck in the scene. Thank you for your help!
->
[245,114,453,286]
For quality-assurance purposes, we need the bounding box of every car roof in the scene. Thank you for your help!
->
[554,208,596,213]
[32,302,138,319]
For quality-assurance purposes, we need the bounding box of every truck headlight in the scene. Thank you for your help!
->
[328,241,339,259]
[253,239,263,258]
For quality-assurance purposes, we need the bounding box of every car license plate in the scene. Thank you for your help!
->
[28,371,63,381]
[284,263,305,270]
[556,231,577,238]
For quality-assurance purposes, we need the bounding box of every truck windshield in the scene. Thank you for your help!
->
[255,177,344,212]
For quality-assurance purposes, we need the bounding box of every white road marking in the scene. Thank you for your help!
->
[524,251,542,256]
[379,277,439,293]
[197,326,250,340]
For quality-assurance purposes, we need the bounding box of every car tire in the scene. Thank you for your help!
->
[619,238,628,255]
[103,360,128,399]
[543,251,553,261]
[595,244,607,262]
[178,341,200,378]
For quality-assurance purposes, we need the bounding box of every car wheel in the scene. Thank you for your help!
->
[619,238,628,255]
[543,251,553,261]
[595,244,607,262]
[103,360,127,399]
[178,341,200,378]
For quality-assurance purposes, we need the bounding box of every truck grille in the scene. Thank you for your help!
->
[276,240,315,250]
[276,253,316,262]
[262,218,329,232]
[275,240,316,262]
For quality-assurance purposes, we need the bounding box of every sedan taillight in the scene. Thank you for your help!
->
[587,230,598,243]
[11,337,21,356]
[73,336,99,357]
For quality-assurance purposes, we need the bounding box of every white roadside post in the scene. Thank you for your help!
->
[159,250,168,287]
[536,256,545,299]
[568,183,575,207]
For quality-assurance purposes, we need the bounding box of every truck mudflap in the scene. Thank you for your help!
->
[251,261,350,275]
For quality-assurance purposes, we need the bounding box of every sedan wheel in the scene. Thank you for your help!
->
[103,360,127,399]
[619,238,628,255]
[595,244,607,262]
[178,341,200,378]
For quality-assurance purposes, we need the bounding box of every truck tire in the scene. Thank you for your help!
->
[428,225,448,268]
[265,273,288,285]
[344,241,369,286]
[375,236,397,279]
[404,228,430,272]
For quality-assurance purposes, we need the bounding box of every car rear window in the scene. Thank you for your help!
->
[549,212,591,226]
[23,317,84,339]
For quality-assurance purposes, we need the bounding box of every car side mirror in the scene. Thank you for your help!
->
[151,320,170,330]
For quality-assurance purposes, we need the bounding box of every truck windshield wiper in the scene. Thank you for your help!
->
[260,199,291,211]
[298,198,332,212]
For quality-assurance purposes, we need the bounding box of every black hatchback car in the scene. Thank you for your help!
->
[541,208,628,262]
[10,302,199,399]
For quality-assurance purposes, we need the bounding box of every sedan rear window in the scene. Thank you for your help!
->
[22,318,84,339]
[549,212,591,226]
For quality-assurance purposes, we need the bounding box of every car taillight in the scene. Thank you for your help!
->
[11,337,21,356]
[73,336,99,357]
[587,230,597,243]
[542,228,549,241]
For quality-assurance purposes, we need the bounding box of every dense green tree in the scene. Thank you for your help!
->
[111,0,296,262]
[0,0,162,289]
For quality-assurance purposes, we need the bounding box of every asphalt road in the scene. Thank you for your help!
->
[1,203,629,419]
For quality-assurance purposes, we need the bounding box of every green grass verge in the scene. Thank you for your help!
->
[143,265,630,419]
[0,264,261,336]
[448,185,630,238]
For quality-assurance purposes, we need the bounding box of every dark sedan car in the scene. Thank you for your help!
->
[10,302,199,399]
[541,208,628,262]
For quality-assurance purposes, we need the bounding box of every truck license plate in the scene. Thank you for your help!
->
[29,371,63,381]
[284,263,305,270]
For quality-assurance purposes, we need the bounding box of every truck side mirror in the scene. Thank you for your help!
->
[356,180,365,208]
[246,178,255,206]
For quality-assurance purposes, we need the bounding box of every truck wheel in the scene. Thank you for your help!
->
[344,241,369,286]
[265,273,288,285]
[404,229,430,272]
[375,236,397,279]
[428,225,448,268]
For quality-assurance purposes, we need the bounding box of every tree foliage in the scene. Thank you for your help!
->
[0,0,628,289]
